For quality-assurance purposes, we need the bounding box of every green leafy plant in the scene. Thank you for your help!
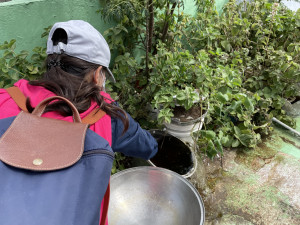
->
[186,0,300,158]
[99,0,300,159]
[149,43,211,123]
[0,39,46,88]
[91,0,296,161]
[99,0,192,124]
[101,2,212,127]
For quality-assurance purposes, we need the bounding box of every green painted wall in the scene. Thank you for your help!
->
[216,0,228,12]
[0,0,110,52]
[0,0,228,53]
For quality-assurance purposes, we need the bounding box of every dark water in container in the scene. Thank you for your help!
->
[150,131,194,175]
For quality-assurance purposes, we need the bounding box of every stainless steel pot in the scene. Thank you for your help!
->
[108,167,205,225]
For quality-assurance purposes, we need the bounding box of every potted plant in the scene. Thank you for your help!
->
[148,43,210,142]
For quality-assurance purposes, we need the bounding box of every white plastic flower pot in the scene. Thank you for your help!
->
[164,103,209,143]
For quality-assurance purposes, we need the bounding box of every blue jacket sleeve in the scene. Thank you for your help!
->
[111,113,158,160]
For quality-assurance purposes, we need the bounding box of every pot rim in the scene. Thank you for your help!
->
[148,129,197,178]
[169,102,209,126]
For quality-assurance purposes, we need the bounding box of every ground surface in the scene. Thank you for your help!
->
[188,117,300,225]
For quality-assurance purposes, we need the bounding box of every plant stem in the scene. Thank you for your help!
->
[161,2,177,43]
[7,67,27,77]
[148,0,154,53]
[145,0,154,80]
[145,1,150,79]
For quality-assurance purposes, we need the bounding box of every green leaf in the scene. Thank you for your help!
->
[221,135,233,148]
[230,101,242,111]
[253,93,261,101]
[26,65,34,71]
[231,78,242,87]
[3,50,13,59]
[234,126,241,135]
[216,93,229,103]
[221,40,231,52]
[232,139,240,148]
[29,67,39,74]
[200,130,216,139]
[1,63,9,72]
[158,108,174,124]
[243,97,254,112]
[207,140,217,159]
[10,72,19,81]
[7,39,16,49]
[253,123,268,130]
[215,139,223,154]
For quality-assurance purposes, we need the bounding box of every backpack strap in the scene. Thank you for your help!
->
[81,108,106,125]
[6,86,111,225]
[6,86,28,112]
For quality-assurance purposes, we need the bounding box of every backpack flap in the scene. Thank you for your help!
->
[0,96,88,171]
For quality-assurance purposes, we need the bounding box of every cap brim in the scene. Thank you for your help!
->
[105,68,116,83]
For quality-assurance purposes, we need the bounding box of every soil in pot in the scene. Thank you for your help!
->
[172,104,206,123]
[150,133,194,175]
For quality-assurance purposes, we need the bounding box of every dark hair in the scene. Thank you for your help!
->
[28,53,129,133]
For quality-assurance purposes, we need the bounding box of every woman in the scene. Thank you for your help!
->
[0,20,158,224]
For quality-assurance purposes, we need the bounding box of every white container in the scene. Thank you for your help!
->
[164,104,208,143]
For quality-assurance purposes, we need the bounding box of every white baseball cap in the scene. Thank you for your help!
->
[46,20,115,82]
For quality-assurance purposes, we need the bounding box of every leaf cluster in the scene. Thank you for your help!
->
[100,0,300,159]
[0,39,46,88]
[187,0,300,157]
